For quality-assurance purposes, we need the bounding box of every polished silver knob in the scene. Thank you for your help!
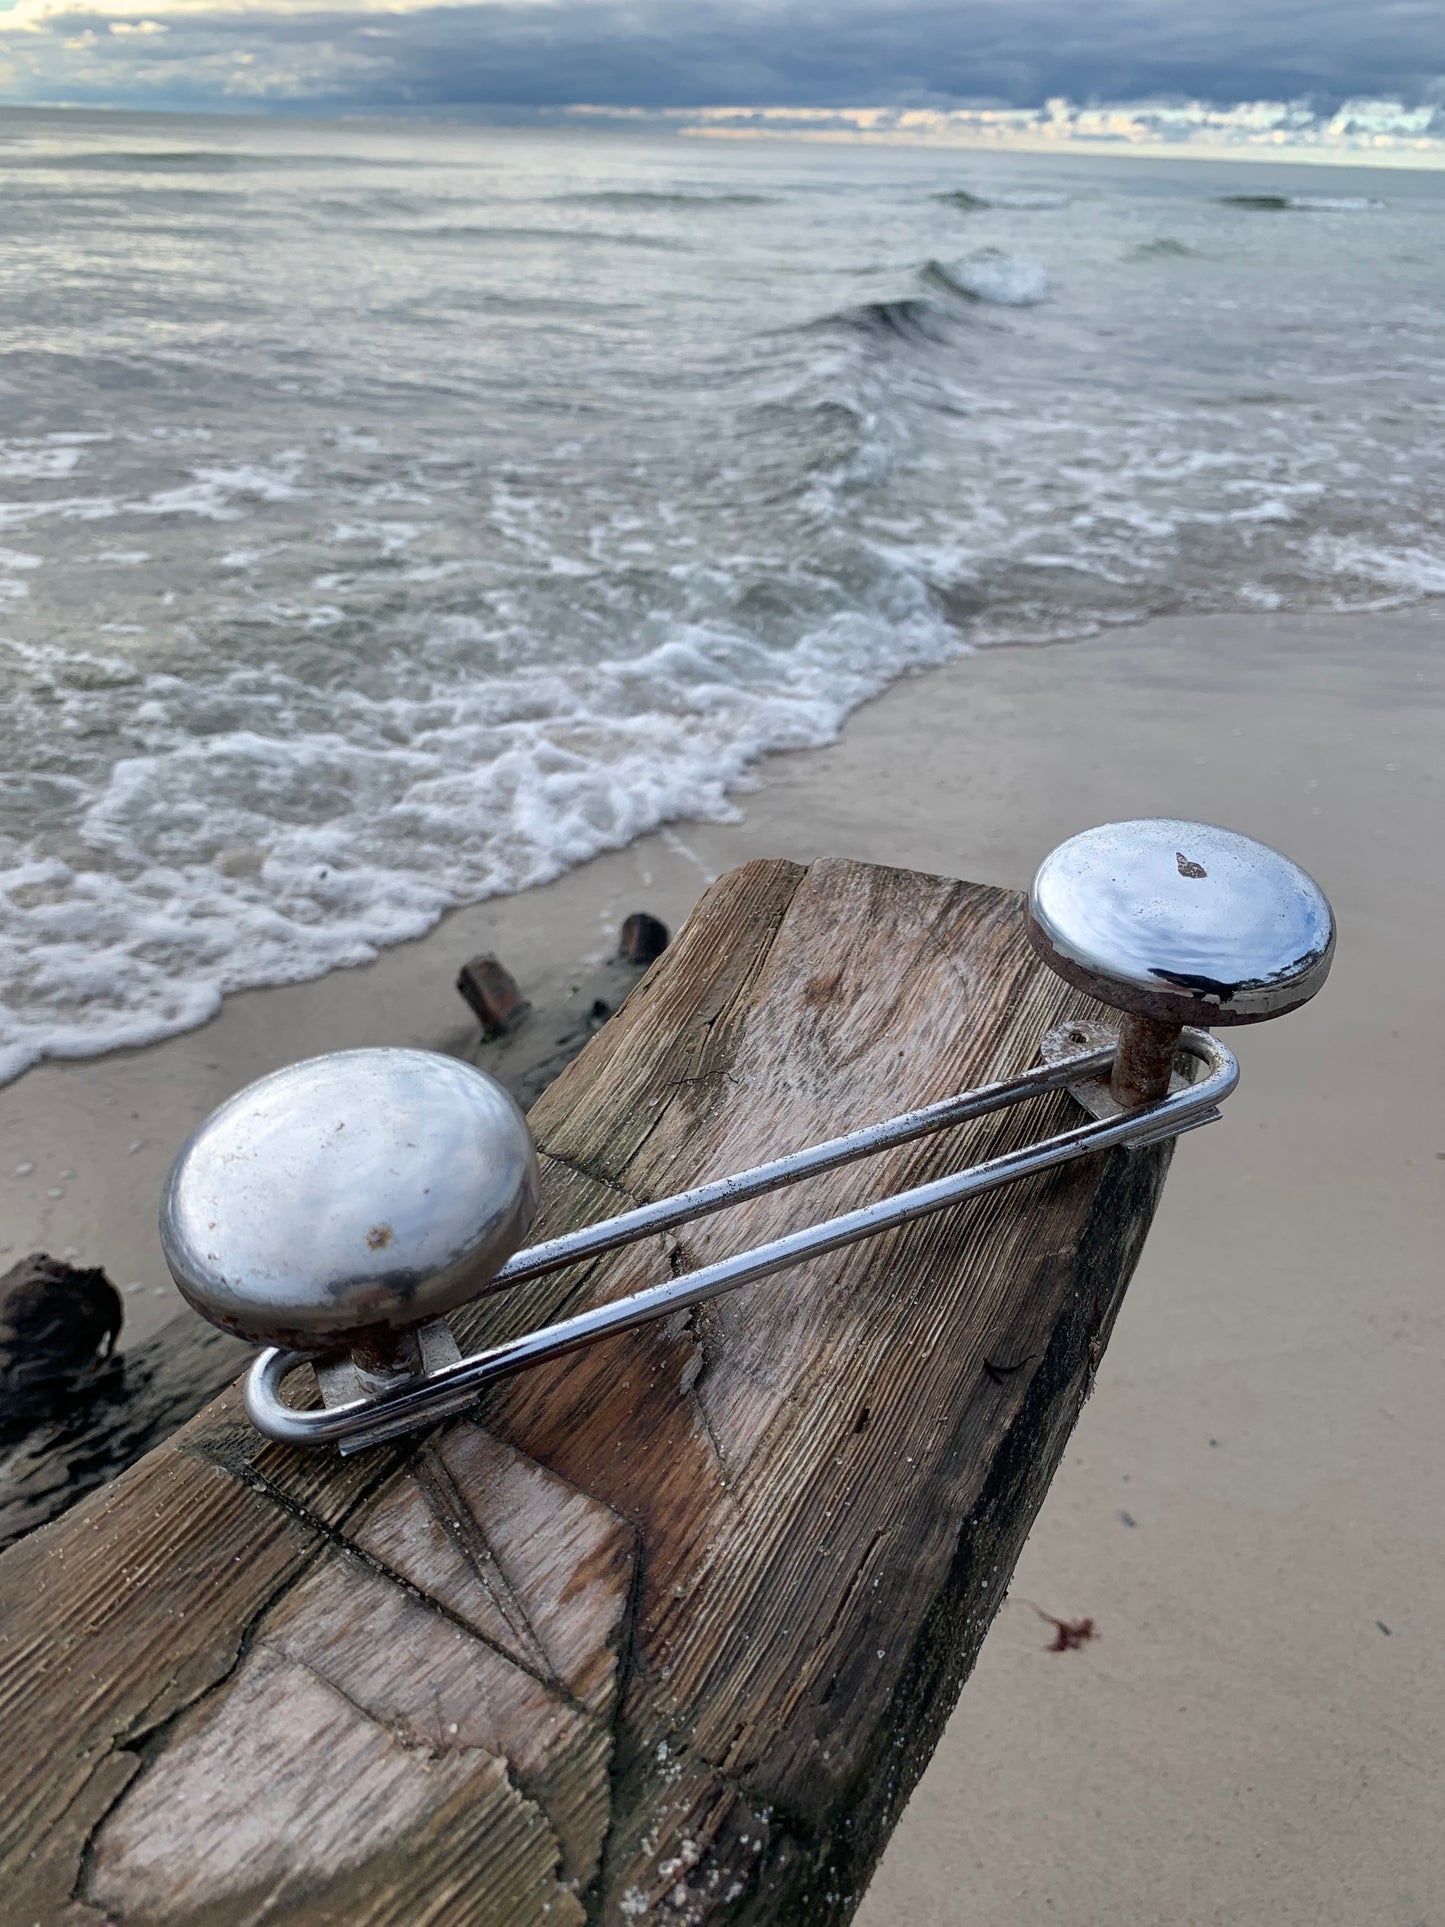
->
[1026,819,1334,1105]
[161,1049,539,1372]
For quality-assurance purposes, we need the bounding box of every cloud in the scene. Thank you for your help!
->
[664,97,1445,161]
[0,0,1443,154]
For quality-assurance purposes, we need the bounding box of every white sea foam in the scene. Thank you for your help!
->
[139,456,307,521]
[0,496,117,529]
[1287,195,1385,211]
[0,586,968,1083]
[1309,535,1445,597]
[936,255,1051,305]
[939,189,1070,212]
[1221,192,1386,212]
[0,443,87,481]
[332,519,420,550]
[986,190,1071,210]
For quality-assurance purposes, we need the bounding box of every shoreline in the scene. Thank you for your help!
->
[0,603,1435,1333]
[1,602,1441,1920]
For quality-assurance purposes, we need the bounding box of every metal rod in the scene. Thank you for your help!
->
[487,1044,1118,1291]
[1111,1013,1183,1108]
[245,1030,1237,1450]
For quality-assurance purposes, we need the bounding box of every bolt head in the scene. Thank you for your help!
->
[1027,819,1335,1026]
[161,1049,540,1351]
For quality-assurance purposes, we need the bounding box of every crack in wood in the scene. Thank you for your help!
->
[678,1304,731,1474]
[531,1144,646,1209]
[412,1442,558,1685]
[580,1522,650,1927]
[87,1639,586,1925]
[80,1422,641,1918]
[191,1434,599,1711]
[70,1533,332,1916]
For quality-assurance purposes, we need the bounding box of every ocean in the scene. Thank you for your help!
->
[1,106,1441,1082]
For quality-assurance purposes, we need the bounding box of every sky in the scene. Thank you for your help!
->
[1,0,1443,164]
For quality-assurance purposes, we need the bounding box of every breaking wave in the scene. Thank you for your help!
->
[1219,193,1385,211]
[813,296,951,341]
[925,255,1051,306]
[936,188,1071,211]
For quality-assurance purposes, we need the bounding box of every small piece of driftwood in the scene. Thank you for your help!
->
[467,915,671,1112]
[456,954,533,1037]
[617,911,670,966]
[1,1253,122,1419]
[0,859,1175,1925]
[0,1254,251,1555]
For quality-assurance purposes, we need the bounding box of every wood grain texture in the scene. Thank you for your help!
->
[0,857,1174,1926]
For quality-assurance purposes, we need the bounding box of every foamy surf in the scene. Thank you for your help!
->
[0,596,970,1084]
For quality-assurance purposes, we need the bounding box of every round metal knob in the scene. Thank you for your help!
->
[161,1048,540,1355]
[1027,819,1334,1104]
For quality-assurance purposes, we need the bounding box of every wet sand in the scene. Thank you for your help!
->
[1,605,1440,1923]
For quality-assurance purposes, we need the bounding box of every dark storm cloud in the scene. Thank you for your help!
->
[6,0,1445,115]
[371,0,1445,113]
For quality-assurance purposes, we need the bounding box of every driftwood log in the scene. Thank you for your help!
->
[0,857,1176,1926]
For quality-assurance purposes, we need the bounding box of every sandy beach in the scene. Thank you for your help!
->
[1,603,1440,1923]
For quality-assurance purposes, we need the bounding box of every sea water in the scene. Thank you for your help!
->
[1,107,1442,1080]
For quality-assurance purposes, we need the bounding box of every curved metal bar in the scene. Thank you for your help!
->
[487,1042,1118,1293]
[245,1030,1236,1451]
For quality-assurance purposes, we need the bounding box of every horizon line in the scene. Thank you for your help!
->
[3,93,1445,171]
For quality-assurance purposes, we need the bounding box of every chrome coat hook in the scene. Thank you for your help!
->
[160,820,1334,1453]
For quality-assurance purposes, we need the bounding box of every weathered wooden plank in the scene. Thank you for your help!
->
[0,857,1174,1927]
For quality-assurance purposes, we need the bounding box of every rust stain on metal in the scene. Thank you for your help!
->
[366,1224,394,1251]
[1111,1012,1182,1108]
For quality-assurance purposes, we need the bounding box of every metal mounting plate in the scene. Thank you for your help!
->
[1041,1020,1222,1148]
[316,1317,464,1454]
